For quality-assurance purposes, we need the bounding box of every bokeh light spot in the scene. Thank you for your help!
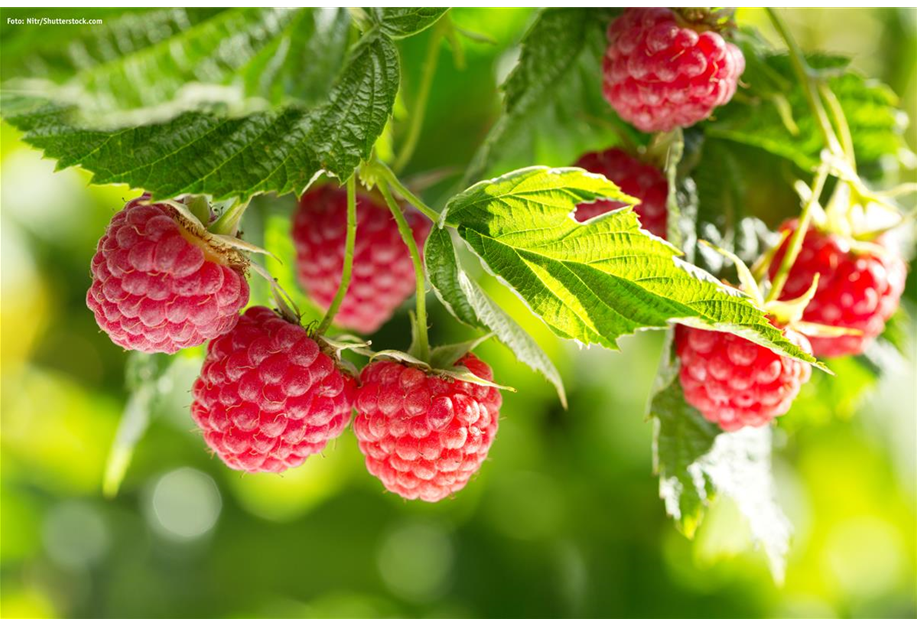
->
[145,467,221,541]
[377,521,454,602]
[42,500,110,569]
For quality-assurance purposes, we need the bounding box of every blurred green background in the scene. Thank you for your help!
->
[1,7,915,619]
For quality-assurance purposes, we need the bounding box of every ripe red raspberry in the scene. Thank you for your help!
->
[292,186,430,335]
[603,8,745,133]
[190,306,356,473]
[768,220,907,358]
[353,354,501,502]
[675,325,812,431]
[86,196,249,353]
[574,148,668,239]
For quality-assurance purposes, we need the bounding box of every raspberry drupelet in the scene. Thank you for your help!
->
[675,325,812,431]
[191,306,356,473]
[87,196,249,353]
[603,7,745,133]
[353,354,502,502]
[768,220,907,358]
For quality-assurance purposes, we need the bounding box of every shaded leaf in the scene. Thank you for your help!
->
[1,31,399,200]
[707,33,909,169]
[371,7,449,39]
[463,7,639,186]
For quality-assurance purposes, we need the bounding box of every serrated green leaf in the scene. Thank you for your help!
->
[371,7,449,39]
[425,226,567,406]
[2,8,346,116]
[463,7,640,186]
[707,34,908,169]
[1,31,399,200]
[443,166,819,365]
[1,8,220,83]
[650,333,792,582]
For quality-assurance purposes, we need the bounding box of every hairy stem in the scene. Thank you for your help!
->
[768,165,830,302]
[765,8,844,158]
[378,179,430,362]
[316,177,358,335]
[376,159,440,222]
[394,20,445,173]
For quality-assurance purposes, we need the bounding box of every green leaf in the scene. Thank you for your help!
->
[443,166,820,365]
[463,7,640,186]
[707,34,908,169]
[650,333,792,582]
[650,350,719,537]
[425,226,567,407]
[371,7,450,38]
[1,30,400,200]
[241,8,352,107]
[2,9,347,116]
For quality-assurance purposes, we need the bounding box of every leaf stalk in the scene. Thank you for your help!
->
[317,177,358,335]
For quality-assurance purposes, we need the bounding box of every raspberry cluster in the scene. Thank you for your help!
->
[292,186,430,335]
[603,7,745,133]
[87,196,249,353]
[191,306,356,473]
[353,354,502,502]
[769,220,907,357]
[675,325,812,431]
[574,148,669,239]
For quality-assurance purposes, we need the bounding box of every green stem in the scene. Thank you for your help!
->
[768,164,830,302]
[765,8,844,158]
[393,20,445,173]
[818,82,856,169]
[378,179,430,362]
[316,177,357,335]
[376,159,440,222]
[210,198,250,236]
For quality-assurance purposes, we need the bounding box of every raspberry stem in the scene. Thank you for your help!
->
[378,178,430,362]
[768,163,830,301]
[317,177,358,335]
[765,8,845,160]
[394,17,447,173]
[375,159,440,222]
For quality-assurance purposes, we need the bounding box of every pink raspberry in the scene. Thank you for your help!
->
[603,7,745,133]
[292,186,430,335]
[86,196,249,353]
[768,220,907,357]
[191,306,356,473]
[675,325,812,431]
[574,148,668,239]
[353,354,501,502]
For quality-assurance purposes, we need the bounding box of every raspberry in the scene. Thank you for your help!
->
[86,196,249,353]
[574,148,668,238]
[190,306,356,473]
[292,186,430,335]
[353,354,501,502]
[603,8,745,133]
[768,220,907,357]
[675,325,812,431]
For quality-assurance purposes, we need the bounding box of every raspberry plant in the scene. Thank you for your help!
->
[2,8,913,581]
